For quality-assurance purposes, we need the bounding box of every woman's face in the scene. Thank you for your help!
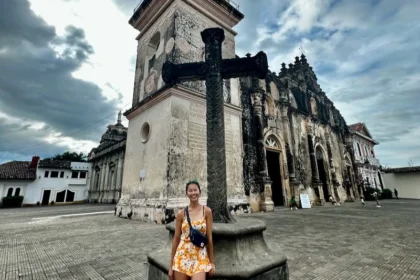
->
[186,183,200,202]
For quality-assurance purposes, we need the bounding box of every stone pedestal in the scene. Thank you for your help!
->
[260,180,275,212]
[147,218,289,279]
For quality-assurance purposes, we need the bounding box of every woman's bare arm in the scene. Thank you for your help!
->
[170,210,183,268]
[205,206,214,264]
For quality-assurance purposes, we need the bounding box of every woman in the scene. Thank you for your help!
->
[168,180,215,280]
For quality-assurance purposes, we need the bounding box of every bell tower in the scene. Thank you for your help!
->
[128,0,244,103]
[119,0,247,223]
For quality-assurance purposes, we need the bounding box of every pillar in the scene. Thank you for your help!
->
[307,122,323,203]
[280,106,298,197]
[115,153,124,202]
[99,161,108,202]
[251,77,274,212]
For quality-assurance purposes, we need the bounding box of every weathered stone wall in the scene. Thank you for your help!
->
[120,0,247,223]
[122,97,172,201]
[241,56,355,207]
[132,0,239,107]
[119,91,248,224]
[88,150,125,203]
[132,2,178,105]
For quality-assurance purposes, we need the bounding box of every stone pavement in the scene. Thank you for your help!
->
[1,200,420,279]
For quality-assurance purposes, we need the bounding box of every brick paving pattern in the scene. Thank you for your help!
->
[0,200,419,279]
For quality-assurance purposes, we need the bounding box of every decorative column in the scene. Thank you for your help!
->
[325,132,340,187]
[307,123,320,183]
[251,77,274,212]
[307,122,322,203]
[115,154,124,202]
[100,162,109,202]
[280,106,298,192]
[87,168,94,202]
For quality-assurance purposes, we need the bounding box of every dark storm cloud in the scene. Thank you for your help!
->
[0,0,119,162]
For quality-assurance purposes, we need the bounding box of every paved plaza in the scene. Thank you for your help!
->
[0,200,419,280]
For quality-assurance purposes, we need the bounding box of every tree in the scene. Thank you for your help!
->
[44,151,87,162]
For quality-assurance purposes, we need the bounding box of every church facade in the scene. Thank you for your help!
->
[87,112,127,204]
[116,0,359,223]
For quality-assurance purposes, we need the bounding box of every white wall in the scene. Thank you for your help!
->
[23,162,91,205]
[352,134,376,161]
[0,181,30,200]
[383,172,420,199]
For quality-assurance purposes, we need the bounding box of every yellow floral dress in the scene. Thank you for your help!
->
[172,213,212,276]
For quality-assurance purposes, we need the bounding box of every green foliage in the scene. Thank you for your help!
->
[1,196,24,208]
[381,188,393,199]
[43,151,87,162]
[363,187,381,201]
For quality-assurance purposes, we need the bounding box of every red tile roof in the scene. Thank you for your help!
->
[0,161,37,180]
[349,122,364,133]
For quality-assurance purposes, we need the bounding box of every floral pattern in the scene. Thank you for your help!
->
[172,217,212,276]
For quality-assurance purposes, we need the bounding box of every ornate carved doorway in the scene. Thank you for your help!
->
[316,147,330,201]
[265,135,285,206]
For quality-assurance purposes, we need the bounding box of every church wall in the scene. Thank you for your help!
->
[166,95,245,199]
[118,92,248,224]
[281,103,350,204]
[121,97,172,201]
[88,150,125,204]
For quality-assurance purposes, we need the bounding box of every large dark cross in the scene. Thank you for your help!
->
[163,28,268,223]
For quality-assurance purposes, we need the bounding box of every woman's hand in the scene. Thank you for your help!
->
[168,268,174,280]
[209,263,216,277]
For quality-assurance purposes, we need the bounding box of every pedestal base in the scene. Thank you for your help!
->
[147,218,289,279]
[259,180,275,212]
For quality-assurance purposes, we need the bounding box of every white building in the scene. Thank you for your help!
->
[0,156,91,206]
[348,123,384,192]
[382,166,420,199]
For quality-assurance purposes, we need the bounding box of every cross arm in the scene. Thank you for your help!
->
[221,51,268,80]
[162,61,206,85]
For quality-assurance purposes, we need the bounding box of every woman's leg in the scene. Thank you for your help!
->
[174,271,190,280]
[191,272,206,280]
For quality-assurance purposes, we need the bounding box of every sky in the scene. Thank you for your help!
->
[0,0,419,168]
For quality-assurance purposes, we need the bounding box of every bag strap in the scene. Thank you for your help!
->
[185,206,193,230]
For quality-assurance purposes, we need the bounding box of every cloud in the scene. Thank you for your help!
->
[112,0,139,17]
[0,0,119,162]
[233,0,420,167]
[1,0,419,168]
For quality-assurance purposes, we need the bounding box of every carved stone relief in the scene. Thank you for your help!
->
[165,37,175,54]
[145,70,158,94]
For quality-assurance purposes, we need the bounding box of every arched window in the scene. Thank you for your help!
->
[147,32,161,71]
[316,148,324,160]
[288,90,298,108]
[55,189,76,203]
[7,188,13,197]
[357,143,362,157]
[265,135,280,149]
[310,97,318,116]
[15,188,21,196]
[65,190,75,202]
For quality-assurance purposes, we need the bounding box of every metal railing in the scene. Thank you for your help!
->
[133,0,145,12]
[133,0,240,13]
[224,0,240,10]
